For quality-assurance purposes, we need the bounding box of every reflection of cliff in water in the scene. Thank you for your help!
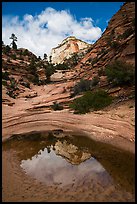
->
[54,140,91,165]
[3,130,135,194]
[20,144,111,187]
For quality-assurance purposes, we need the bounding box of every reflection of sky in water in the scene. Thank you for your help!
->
[20,146,112,187]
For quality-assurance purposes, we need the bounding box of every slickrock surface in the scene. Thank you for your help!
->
[2,2,135,153]
[2,82,135,153]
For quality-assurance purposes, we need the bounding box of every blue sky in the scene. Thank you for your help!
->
[2,2,124,57]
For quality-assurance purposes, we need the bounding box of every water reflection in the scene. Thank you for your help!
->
[3,131,135,194]
[20,140,113,187]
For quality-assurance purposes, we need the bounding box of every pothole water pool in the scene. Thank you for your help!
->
[2,130,135,202]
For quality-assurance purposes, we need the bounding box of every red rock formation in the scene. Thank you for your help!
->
[73,2,135,81]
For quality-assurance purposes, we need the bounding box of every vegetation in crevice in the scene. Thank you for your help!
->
[70,90,113,114]
[105,60,135,86]
[51,101,63,111]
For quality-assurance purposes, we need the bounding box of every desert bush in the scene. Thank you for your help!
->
[19,50,23,56]
[122,28,134,39]
[72,77,99,97]
[9,78,19,90]
[23,49,29,56]
[11,54,16,60]
[51,102,63,111]
[2,80,7,86]
[3,45,11,55]
[28,58,39,84]
[6,90,16,99]
[110,41,120,49]
[70,90,112,114]
[105,60,135,86]
[45,64,55,82]
[2,71,10,80]
[72,79,92,96]
[37,56,41,61]
[54,63,69,70]
[92,76,99,86]
[118,28,134,40]
[31,75,39,85]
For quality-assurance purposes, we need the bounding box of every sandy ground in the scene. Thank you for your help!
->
[2,83,135,202]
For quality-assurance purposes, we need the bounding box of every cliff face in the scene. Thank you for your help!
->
[50,36,90,64]
[73,2,135,81]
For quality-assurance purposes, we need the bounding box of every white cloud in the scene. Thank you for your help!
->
[2,7,102,58]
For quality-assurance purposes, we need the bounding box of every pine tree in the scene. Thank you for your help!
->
[9,33,17,49]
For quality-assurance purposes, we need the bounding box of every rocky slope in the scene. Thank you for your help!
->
[72,2,135,82]
[50,36,91,64]
[48,2,135,98]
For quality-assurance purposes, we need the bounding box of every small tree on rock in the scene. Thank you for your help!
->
[44,53,47,60]
[9,33,17,49]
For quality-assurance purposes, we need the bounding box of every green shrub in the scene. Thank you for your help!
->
[9,78,19,91]
[2,71,10,80]
[28,58,39,84]
[6,90,16,99]
[110,41,120,49]
[38,56,41,61]
[23,49,29,56]
[51,102,63,111]
[54,63,69,70]
[32,75,39,85]
[11,54,16,60]
[105,60,135,86]
[19,50,23,56]
[122,28,134,39]
[3,45,11,55]
[92,76,99,86]
[69,90,112,114]
[118,28,134,40]
[2,80,7,86]
[72,79,92,96]
[72,77,99,97]
[10,78,16,89]
[45,64,55,82]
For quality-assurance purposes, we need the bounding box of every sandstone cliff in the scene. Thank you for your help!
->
[72,2,135,82]
[50,36,90,64]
